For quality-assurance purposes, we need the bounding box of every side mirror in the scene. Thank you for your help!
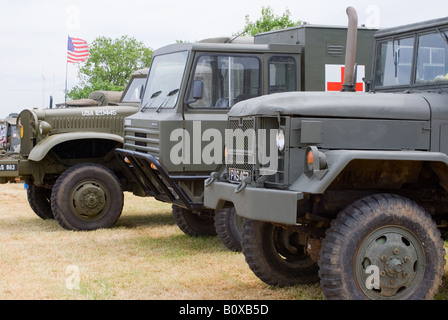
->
[185,80,203,106]
[192,79,203,100]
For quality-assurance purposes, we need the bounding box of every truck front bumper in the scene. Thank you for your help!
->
[0,157,20,183]
[204,181,303,225]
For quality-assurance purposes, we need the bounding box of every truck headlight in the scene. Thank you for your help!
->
[276,129,285,152]
[39,121,53,135]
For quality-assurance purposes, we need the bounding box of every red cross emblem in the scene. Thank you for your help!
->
[326,66,364,92]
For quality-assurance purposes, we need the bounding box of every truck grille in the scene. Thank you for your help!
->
[226,117,256,183]
[52,116,124,134]
[123,125,160,157]
[226,116,286,186]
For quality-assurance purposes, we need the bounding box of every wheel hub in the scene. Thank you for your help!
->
[71,183,108,218]
[356,226,425,299]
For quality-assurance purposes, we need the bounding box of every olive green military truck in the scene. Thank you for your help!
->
[204,8,448,299]
[115,23,377,250]
[0,68,147,230]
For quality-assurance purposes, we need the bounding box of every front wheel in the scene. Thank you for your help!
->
[241,219,319,287]
[51,163,124,231]
[319,194,445,300]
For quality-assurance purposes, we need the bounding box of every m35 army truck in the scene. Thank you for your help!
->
[0,68,147,230]
[114,23,377,250]
[204,8,448,299]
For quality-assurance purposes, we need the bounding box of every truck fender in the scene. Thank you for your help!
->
[28,132,124,162]
[289,149,448,194]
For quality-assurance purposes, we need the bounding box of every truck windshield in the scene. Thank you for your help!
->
[374,37,414,87]
[140,51,188,111]
[374,29,448,88]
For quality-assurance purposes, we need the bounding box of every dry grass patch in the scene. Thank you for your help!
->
[0,183,447,300]
[0,183,324,300]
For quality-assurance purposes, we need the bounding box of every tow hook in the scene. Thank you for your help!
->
[204,172,218,187]
[235,177,251,194]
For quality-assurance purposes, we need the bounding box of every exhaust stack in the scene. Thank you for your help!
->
[341,6,358,92]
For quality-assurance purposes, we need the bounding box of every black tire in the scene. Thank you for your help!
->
[214,207,243,251]
[319,194,445,300]
[241,218,320,287]
[172,205,216,236]
[27,183,53,220]
[51,163,124,231]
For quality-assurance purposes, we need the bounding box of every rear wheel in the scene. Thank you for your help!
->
[172,205,216,236]
[27,183,53,220]
[241,218,319,287]
[51,163,124,231]
[319,194,445,300]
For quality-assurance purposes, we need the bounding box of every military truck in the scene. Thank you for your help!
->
[0,68,146,229]
[115,23,377,250]
[1,113,20,152]
[204,8,448,299]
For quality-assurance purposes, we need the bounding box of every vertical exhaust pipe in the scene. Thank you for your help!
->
[341,6,358,92]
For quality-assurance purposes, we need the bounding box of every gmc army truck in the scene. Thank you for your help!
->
[0,68,147,229]
[115,23,377,250]
[204,8,448,299]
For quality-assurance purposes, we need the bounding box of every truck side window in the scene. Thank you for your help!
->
[121,77,146,103]
[415,30,448,83]
[268,56,297,93]
[374,37,414,87]
[188,55,261,108]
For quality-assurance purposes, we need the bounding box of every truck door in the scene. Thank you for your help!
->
[182,53,262,172]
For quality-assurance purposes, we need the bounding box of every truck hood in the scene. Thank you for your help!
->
[33,105,138,119]
[228,91,430,121]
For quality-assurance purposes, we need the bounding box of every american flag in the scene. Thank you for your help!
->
[67,36,89,63]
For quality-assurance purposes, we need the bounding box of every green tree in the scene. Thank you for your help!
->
[236,6,303,37]
[68,35,153,100]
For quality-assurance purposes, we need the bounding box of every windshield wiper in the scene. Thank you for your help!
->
[156,89,180,113]
[140,91,162,112]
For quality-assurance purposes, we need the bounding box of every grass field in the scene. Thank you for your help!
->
[0,183,447,300]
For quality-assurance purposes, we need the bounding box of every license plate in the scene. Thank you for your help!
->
[228,168,250,183]
[0,163,17,171]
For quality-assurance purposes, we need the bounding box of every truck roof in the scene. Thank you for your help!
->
[153,41,301,56]
[375,16,448,38]
[256,23,376,35]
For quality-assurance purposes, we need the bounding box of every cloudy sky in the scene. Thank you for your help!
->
[0,0,446,118]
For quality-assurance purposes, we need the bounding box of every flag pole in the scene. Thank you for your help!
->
[65,61,68,106]
[65,35,69,107]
